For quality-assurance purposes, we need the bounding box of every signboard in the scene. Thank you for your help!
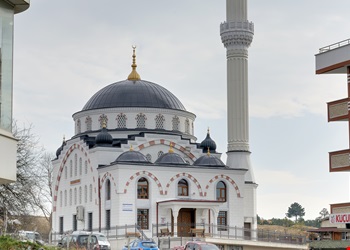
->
[330,213,350,224]
[122,203,133,211]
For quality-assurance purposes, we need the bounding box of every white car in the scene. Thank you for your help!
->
[18,230,45,245]
[92,232,111,250]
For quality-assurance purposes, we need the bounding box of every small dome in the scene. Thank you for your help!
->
[155,151,187,165]
[56,138,66,158]
[193,155,225,167]
[115,150,150,164]
[200,129,217,153]
[95,126,113,145]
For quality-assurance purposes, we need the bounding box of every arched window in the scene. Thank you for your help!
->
[79,187,82,204]
[216,181,226,202]
[85,116,92,131]
[116,113,127,128]
[70,160,73,178]
[64,190,67,207]
[106,179,111,200]
[89,184,93,202]
[79,158,82,176]
[155,114,165,129]
[172,116,180,131]
[136,113,146,128]
[178,179,188,196]
[69,189,72,206]
[74,154,77,177]
[146,154,152,162]
[74,188,77,205]
[137,177,149,199]
[84,185,87,203]
[99,114,108,128]
[76,119,81,134]
[60,191,62,207]
[192,122,194,134]
[158,151,164,158]
[85,161,88,174]
[185,119,190,134]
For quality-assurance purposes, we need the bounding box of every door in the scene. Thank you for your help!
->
[177,208,195,236]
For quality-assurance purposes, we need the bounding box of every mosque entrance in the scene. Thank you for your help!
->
[177,208,195,237]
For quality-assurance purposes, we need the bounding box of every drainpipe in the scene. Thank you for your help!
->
[156,202,159,237]
[98,176,101,232]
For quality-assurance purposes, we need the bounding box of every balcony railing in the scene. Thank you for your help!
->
[319,38,350,53]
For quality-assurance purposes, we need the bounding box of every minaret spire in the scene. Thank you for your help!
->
[127,45,141,81]
[220,0,255,183]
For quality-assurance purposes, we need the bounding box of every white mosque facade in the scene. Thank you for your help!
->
[51,0,257,240]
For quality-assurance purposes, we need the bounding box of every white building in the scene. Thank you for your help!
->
[51,0,257,243]
[0,0,29,184]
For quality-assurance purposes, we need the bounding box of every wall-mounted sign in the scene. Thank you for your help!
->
[330,213,350,224]
[122,203,133,211]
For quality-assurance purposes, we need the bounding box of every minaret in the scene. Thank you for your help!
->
[220,0,255,183]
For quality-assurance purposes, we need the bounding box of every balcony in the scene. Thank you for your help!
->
[329,149,350,172]
[327,98,349,122]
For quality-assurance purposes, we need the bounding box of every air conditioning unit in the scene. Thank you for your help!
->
[76,206,84,221]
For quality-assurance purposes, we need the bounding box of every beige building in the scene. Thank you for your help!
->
[0,0,29,184]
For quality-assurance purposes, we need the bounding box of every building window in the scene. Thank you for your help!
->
[106,210,111,230]
[85,116,92,131]
[137,209,149,230]
[73,214,77,231]
[59,217,64,235]
[79,158,82,176]
[178,179,188,196]
[185,119,190,134]
[84,185,87,203]
[217,211,227,231]
[64,190,67,207]
[89,184,93,202]
[155,114,165,129]
[192,122,194,134]
[146,154,152,162]
[106,179,111,200]
[85,161,88,174]
[88,212,93,232]
[76,119,81,134]
[70,160,73,178]
[116,113,127,128]
[79,187,82,204]
[216,181,226,202]
[74,188,77,205]
[136,113,146,128]
[60,191,62,207]
[158,151,164,158]
[172,116,180,131]
[99,114,108,128]
[69,189,72,206]
[74,154,77,176]
[137,178,148,199]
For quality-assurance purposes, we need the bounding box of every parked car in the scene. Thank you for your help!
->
[18,230,45,246]
[173,241,220,250]
[57,231,110,250]
[122,239,159,250]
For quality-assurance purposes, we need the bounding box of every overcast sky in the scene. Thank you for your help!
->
[12,0,350,220]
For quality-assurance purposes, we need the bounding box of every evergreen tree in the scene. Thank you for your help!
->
[286,202,305,222]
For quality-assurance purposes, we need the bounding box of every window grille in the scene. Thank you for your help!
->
[155,114,165,129]
[85,116,92,131]
[136,113,146,128]
[172,116,180,131]
[116,113,127,128]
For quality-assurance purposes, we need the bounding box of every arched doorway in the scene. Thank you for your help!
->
[177,208,195,236]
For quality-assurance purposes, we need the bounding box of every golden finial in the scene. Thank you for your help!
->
[207,127,210,134]
[127,45,141,81]
[130,145,134,151]
[207,147,210,156]
[102,120,107,129]
[169,144,174,153]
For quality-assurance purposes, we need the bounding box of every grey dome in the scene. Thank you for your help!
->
[155,152,187,165]
[95,127,113,145]
[200,131,217,153]
[115,150,150,164]
[82,79,186,111]
[193,155,225,167]
[56,139,66,158]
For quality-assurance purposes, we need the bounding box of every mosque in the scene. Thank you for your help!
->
[51,0,257,240]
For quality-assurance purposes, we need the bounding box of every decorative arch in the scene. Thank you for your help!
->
[164,172,203,196]
[53,143,96,212]
[123,171,163,195]
[204,174,241,198]
[136,139,197,162]
[100,172,117,194]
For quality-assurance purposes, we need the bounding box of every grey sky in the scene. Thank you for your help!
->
[12,0,350,220]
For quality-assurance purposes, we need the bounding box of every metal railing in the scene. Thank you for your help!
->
[319,38,350,53]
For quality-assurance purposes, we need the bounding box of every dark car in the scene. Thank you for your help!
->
[57,231,99,250]
[122,239,159,250]
[174,241,220,250]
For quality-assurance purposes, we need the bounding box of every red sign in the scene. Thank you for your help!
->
[330,213,350,223]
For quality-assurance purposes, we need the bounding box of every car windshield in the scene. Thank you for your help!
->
[96,234,107,241]
[142,242,157,248]
[201,245,219,250]
[26,232,41,240]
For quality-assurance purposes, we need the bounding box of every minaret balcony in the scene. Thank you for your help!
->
[327,98,349,122]
[220,21,254,48]
[329,149,350,172]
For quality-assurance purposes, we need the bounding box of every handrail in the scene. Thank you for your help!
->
[319,38,350,53]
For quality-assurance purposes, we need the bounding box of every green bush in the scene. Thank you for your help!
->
[0,235,58,250]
